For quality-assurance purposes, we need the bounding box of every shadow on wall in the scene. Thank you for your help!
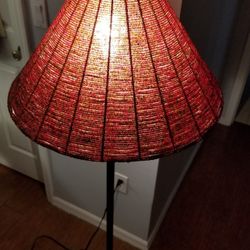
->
[180,0,239,79]
[238,73,250,112]
[23,0,64,51]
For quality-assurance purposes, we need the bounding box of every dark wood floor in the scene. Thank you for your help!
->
[0,122,249,250]
[151,122,250,250]
[0,165,138,250]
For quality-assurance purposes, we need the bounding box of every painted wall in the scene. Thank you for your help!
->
[22,0,46,50]
[51,152,158,239]
[23,0,64,50]
[181,0,239,79]
[47,0,65,23]
[180,0,250,127]
[149,143,200,237]
[219,0,250,125]
[239,74,250,110]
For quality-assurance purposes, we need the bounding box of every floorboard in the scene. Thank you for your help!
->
[151,122,250,250]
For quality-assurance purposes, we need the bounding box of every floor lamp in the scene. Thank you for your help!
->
[8,0,223,249]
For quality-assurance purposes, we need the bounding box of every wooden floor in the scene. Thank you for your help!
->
[151,122,250,250]
[0,122,249,250]
[0,165,138,250]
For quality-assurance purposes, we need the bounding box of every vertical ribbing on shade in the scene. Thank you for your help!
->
[8,0,223,162]
[65,0,103,155]
[101,0,114,161]
[124,0,142,159]
[35,0,91,142]
[144,0,202,137]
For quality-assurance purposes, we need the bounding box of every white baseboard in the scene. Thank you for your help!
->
[51,196,148,250]
[218,115,232,126]
[235,98,250,125]
[147,142,202,248]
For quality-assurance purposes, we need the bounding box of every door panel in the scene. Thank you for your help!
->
[0,0,41,181]
[0,0,29,67]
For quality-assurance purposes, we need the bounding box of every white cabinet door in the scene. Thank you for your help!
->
[0,0,42,181]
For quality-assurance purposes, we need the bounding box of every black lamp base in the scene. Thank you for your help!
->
[106,161,115,250]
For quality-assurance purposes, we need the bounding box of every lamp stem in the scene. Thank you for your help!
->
[107,161,115,250]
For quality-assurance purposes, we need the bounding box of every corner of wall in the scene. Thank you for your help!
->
[147,142,202,248]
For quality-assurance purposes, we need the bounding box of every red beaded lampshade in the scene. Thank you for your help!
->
[8,0,223,162]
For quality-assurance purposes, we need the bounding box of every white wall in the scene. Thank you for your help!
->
[47,0,65,23]
[219,0,250,125]
[180,0,250,127]
[50,152,159,240]
[23,0,64,50]
[181,0,238,79]
[22,0,47,50]
[148,143,200,237]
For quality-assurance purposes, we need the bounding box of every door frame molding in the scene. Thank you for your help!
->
[0,0,43,181]
[6,0,30,64]
[219,0,250,126]
[219,33,250,126]
[37,146,54,200]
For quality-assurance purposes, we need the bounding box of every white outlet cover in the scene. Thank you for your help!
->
[114,172,128,194]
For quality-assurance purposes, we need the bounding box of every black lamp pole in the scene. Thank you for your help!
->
[106,161,115,250]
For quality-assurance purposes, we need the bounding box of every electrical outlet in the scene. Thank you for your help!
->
[114,172,128,194]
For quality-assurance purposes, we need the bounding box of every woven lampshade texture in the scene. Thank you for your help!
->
[8,0,223,162]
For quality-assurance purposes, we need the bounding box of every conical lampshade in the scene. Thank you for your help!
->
[8,0,223,162]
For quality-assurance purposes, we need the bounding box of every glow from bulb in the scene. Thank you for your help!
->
[96,14,126,57]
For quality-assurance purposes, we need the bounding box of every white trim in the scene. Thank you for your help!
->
[147,142,202,248]
[235,98,250,125]
[1,0,30,68]
[10,0,30,62]
[52,196,148,250]
[218,116,229,126]
[219,32,250,126]
[37,146,54,202]
[0,62,18,74]
[9,145,36,158]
